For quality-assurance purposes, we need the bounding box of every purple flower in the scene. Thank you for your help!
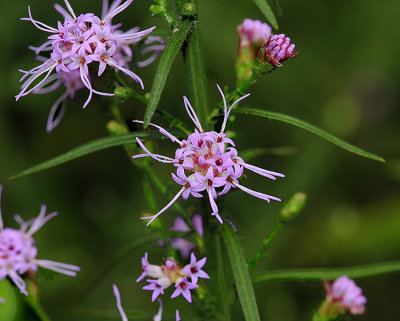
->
[262,33,297,67]
[0,185,80,295]
[133,84,284,225]
[182,253,210,285]
[136,252,163,282]
[143,279,168,302]
[170,277,198,303]
[328,276,367,315]
[137,252,208,305]
[17,0,158,112]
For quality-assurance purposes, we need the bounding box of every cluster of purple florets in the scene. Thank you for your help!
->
[17,0,157,109]
[0,186,80,296]
[263,33,297,67]
[134,85,284,225]
[136,252,209,304]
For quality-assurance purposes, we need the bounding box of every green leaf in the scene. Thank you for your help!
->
[220,224,261,321]
[253,0,279,29]
[144,20,193,127]
[183,12,210,129]
[252,261,400,284]
[234,107,385,163]
[9,131,162,180]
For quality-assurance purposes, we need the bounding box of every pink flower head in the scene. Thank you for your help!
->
[262,33,297,67]
[182,253,210,285]
[17,0,157,110]
[238,18,271,48]
[133,85,284,225]
[0,185,80,295]
[328,276,367,315]
[137,252,208,304]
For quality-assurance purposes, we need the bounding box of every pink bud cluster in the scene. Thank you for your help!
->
[0,186,80,295]
[327,276,367,315]
[263,33,297,67]
[237,18,271,48]
[17,0,157,109]
[137,252,209,303]
[133,85,284,225]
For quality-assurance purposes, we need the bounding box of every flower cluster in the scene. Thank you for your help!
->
[162,215,203,259]
[237,18,271,49]
[32,33,164,132]
[137,252,209,303]
[0,185,80,295]
[262,33,297,67]
[326,276,367,315]
[17,0,156,109]
[133,85,284,225]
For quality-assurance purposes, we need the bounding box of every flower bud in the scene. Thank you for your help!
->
[262,33,298,67]
[280,192,306,221]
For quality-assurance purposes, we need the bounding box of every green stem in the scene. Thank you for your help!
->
[183,0,210,129]
[248,221,284,271]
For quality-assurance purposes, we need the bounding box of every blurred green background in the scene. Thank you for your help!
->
[0,0,399,320]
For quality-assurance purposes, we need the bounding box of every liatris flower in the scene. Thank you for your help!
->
[17,0,156,109]
[137,252,208,303]
[168,214,203,258]
[0,185,80,295]
[327,276,367,315]
[133,85,284,225]
[262,33,297,67]
[237,18,271,49]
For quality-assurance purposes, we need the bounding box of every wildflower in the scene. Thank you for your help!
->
[0,185,80,295]
[133,85,284,225]
[262,34,297,67]
[237,18,271,50]
[137,252,208,303]
[182,253,210,285]
[327,276,367,315]
[168,215,203,258]
[17,0,156,110]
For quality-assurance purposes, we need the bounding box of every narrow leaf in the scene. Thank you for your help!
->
[183,15,210,129]
[234,108,385,163]
[252,261,400,284]
[144,20,193,127]
[220,224,261,321]
[253,0,279,29]
[9,131,162,180]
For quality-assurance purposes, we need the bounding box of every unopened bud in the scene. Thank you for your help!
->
[280,192,306,221]
[113,86,132,100]
[183,2,197,17]
[106,120,128,136]
[261,33,298,67]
